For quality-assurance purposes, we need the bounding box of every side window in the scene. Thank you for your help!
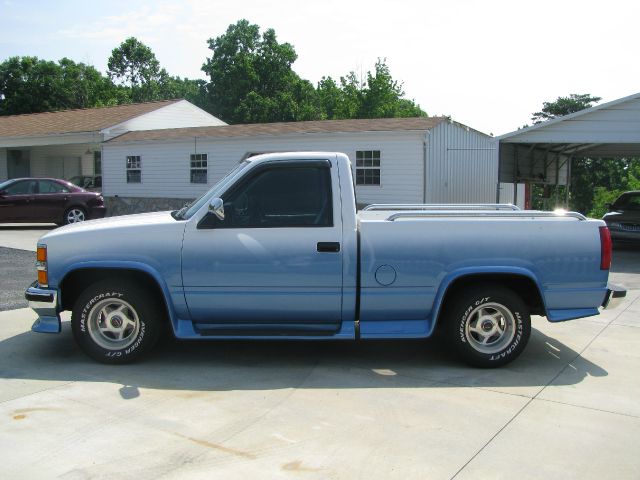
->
[38,180,69,194]
[218,165,333,228]
[5,180,37,195]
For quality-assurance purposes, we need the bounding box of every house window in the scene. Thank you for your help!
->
[190,153,208,184]
[355,150,381,185]
[126,155,141,183]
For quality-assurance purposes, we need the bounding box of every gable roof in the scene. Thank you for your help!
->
[498,91,640,140]
[0,99,182,138]
[107,116,449,143]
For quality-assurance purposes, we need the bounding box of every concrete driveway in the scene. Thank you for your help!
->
[0,224,55,252]
[0,229,639,479]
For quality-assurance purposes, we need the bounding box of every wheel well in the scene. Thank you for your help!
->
[439,274,546,318]
[64,205,87,214]
[60,268,166,313]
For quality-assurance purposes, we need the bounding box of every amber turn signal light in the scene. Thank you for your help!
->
[37,269,48,286]
[37,246,47,262]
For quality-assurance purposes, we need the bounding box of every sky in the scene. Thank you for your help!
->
[1,0,638,135]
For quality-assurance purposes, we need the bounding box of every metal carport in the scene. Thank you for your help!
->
[495,92,640,208]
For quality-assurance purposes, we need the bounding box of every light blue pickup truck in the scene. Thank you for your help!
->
[26,152,625,367]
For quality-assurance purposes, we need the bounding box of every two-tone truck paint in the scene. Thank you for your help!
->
[26,152,626,367]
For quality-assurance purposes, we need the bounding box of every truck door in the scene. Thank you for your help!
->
[181,159,343,335]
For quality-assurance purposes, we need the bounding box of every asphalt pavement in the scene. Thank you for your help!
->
[0,247,34,311]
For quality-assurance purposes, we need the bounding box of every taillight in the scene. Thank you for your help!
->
[599,226,612,270]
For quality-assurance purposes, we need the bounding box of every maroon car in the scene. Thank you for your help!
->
[0,178,106,225]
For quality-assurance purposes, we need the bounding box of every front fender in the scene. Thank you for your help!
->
[58,261,182,332]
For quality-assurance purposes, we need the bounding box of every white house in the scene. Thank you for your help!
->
[0,99,225,183]
[103,117,520,214]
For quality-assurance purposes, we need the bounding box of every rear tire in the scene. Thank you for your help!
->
[443,284,531,368]
[71,280,163,364]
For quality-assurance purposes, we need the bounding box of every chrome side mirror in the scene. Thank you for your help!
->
[208,197,225,221]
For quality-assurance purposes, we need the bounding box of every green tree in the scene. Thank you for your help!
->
[107,37,170,102]
[0,56,122,115]
[531,93,601,124]
[317,61,426,120]
[202,19,315,123]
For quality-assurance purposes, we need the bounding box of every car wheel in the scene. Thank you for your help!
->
[64,207,87,224]
[444,284,531,368]
[71,280,163,364]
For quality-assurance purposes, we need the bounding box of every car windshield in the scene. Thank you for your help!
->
[172,160,251,220]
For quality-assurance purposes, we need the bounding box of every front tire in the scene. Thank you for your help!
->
[71,280,162,364]
[443,284,531,368]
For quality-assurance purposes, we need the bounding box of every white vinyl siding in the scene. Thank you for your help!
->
[103,131,426,205]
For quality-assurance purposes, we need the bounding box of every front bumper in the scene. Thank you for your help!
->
[25,282,61,333]
[601,283,627,310]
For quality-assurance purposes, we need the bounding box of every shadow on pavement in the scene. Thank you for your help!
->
[0,321,607,395]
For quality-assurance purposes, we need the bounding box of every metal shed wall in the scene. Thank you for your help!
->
[425,121,497,203]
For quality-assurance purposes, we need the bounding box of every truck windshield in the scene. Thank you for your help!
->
[172,160,251,220]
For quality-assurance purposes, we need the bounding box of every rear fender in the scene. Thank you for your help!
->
[430,266,546,334]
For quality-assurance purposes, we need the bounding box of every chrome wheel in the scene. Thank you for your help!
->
[464,302,516,354]
[66,208,86,224]
[87,298,140,350]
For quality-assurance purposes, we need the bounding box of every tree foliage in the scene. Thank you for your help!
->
[202,20,315,123]
[107,37,207,104]
[202,20,425,123]
[531,93,601,124]
[1,21,425,123]
[0,56,124,115]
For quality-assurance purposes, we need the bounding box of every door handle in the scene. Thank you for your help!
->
[317,242,340,253]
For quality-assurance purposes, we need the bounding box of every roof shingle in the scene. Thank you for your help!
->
[0,99,181,138]
[107,116,448,143]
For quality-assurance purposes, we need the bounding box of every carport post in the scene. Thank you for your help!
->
[565,155,573,208]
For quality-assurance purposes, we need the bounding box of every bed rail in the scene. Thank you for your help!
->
[386,210,587,221]
[363,203,520,212]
